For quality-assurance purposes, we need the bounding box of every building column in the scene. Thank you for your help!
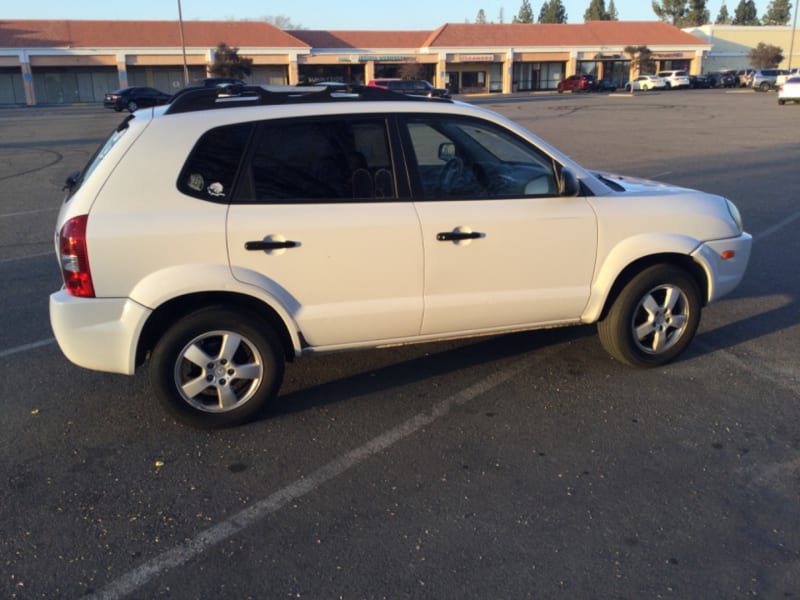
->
[566,51,578,77]
[364,60,375,83]
[503,51,514,94]
[116,53,128,89]
[436,56,447,89]
[287,57,299,85]
[19,53,35,106]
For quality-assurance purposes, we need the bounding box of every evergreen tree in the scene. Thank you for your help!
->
[608,0,619,19]
[584,0,611,20]
[652,0,687,24]
[476,9,488,23]
[681,0,710,25]
[733,0,760,24]
[539,0,568,23]
[762,0,792,25]
[513,0,535,23]
[498,7,506,23]
[209,43,252,79]
[716,2,732,23]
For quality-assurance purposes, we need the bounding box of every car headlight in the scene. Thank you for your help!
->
[726,199,743,233]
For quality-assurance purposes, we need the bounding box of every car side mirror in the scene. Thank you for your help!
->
[559,167,580,197]
[438,142,456,161]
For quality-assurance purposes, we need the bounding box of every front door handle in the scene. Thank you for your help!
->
[436,231,483,242]
[245,240,298,251]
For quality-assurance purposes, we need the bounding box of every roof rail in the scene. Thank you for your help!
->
[165,84,450,114]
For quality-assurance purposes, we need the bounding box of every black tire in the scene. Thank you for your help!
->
[149,307,284,428]
[127,100,138,112]
[597,265,702,368]
[778,98,786,105]
[759,82,771,92]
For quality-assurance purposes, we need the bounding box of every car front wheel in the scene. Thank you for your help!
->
[127,100,138,111]
[597,265,702,368]
[149,307,284,428]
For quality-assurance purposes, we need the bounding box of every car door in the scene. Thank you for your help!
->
[402,115,597,336]
[225,116,424,347]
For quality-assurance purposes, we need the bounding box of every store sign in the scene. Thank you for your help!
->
[458,54,495,62]
[357,55,415,62]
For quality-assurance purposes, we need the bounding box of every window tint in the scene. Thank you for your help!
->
[243,117,395,203]
[178,123,253,202]
[405,116,557,199]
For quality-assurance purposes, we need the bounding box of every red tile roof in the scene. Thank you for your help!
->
[422,21,707,48]
[0,20,308,48]
[288,30,432,49]
[0,19,706,51]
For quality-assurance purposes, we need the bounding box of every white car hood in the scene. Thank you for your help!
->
[592,171,691,195]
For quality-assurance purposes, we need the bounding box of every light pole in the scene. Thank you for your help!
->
[177,0,189,86]
[789,1,799,71]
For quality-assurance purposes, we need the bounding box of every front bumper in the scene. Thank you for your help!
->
[691,232,753,303]
[49,290,151,375]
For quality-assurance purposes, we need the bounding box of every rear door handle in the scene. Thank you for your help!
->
[436,231,483,241]
[245,240,298,251]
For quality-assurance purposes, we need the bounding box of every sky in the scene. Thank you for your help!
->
[0,1,779,30]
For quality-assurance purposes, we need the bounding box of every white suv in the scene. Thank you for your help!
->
[50,85,751,427]
[658,70,691,89]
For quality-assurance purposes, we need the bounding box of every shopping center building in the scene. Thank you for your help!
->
[0,18,737,105]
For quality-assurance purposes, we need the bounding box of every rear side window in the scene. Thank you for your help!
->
[239,117,395,203]
[178,123,253,202]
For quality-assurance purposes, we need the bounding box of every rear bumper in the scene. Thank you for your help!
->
[49,290,151,375]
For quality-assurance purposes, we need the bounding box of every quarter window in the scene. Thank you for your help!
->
[178,123,253,202]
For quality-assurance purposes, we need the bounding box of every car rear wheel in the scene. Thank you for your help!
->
[149,307,284,428]
[597,265,702,368]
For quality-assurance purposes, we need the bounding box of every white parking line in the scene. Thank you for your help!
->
[0,337,55,359]
[0,251,54,264]
[0,207,58,218]
[753,210,800,243]
[87,345,559,600]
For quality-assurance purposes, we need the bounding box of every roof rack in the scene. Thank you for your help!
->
[165,84,450,115]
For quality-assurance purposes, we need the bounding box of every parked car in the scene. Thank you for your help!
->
[776,67,800,88]
[596,79,618,91]
[624,75,667,91]
[750,69,789,92]
[103,87,172,112]
[689,74,712,89]
[192,77,245,88]
[658,70,691,89]
[736,68,755,87]
[557,74,597,93]
[708,71,737,88]
[368,78,450,98]
[51,84,751,427]
[778,76,800,105]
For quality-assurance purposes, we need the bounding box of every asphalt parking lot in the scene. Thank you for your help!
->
[1,88,798,598]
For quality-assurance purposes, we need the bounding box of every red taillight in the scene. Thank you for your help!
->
[59,215,95,298]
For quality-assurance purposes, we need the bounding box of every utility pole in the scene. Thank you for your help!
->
[177,0,189,86]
